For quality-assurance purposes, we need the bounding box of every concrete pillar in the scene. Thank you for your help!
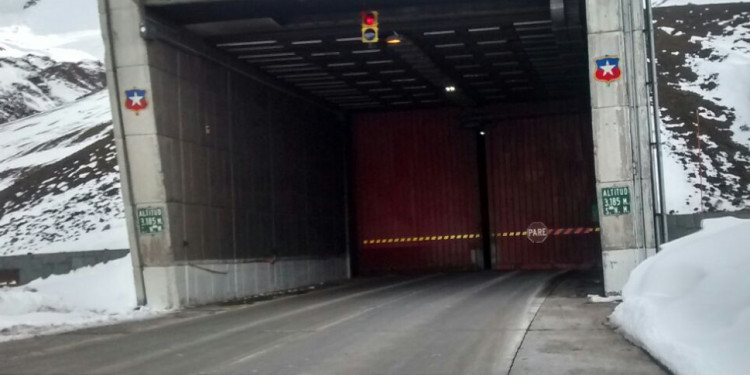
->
[586,0,656,294]
[100,0,183,308]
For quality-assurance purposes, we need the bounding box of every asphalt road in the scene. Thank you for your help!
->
[0,271,558,375]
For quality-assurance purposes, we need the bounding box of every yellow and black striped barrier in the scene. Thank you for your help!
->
[363,233,481,245]
[362,227,600,245]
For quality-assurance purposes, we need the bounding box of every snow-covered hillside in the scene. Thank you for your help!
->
[0,51,105,124]
[0,90,127,256]
[655,2,750,213]
[0,0,127,256]
[0,0,106,124]
[655,0,748,6]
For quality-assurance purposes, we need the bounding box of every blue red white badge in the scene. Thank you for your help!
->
[594,55,622,83]
[125,89,148,115]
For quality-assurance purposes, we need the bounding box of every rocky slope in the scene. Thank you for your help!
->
[654,2,750,213]
[0,90,126,256]
[0,0,125,256]
[0,53,105,124]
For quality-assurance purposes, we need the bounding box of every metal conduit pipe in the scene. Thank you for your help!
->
[645,0,670,247]
[618,0,650,259]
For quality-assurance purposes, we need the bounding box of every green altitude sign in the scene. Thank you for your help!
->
[601,186,631,216]
[137,207,164,234]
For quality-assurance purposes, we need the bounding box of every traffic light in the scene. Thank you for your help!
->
[361,11,379,43]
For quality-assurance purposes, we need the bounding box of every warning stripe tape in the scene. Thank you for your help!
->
[362,227,600,245]
[363,233,481,245]
[492,227,600,238]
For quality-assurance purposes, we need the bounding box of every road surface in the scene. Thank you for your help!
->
[0,272,558,375]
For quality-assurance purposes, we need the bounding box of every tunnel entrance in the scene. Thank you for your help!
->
[121,0,600,306]
[144,0,598,275]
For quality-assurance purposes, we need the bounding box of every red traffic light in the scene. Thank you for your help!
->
[362,11,377,26]
[361,11,379,43]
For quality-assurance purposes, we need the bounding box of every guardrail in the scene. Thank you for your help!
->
[0,249,130,286]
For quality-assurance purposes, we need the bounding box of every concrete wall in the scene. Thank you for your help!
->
[586,0,656,294]
[100,0,349,309]
[0,249,130,285]
[667,210,750,241]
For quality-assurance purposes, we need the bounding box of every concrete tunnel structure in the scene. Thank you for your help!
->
[99,0,664,309]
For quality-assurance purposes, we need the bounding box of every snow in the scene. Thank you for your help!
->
[660,26,676,34]
[587,294,623,303]
[0,90,112,189]
[0,254,160,342]
[0,26,101,62]
[0,89,128,256]
[663,134,704,212]
[0,170,129,255]
[611,217,750,375]
[0,0,104,61]
[654,0,749,6]
[682,27,750,149]
[656,3,750,213]
[32,217,129,254]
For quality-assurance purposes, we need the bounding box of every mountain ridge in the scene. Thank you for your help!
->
[0,52,105,124]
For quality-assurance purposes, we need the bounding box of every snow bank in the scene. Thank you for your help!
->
[587,294,622,303]
[611,217,750,375]
[654,0,748,6]
[0,254,159,342]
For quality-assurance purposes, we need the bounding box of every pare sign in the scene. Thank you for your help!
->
[527,222,549,244]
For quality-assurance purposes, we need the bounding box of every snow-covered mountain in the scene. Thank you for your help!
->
[0,51,105,124]
[0,90,127,256]
[654,2,750,213]
[0,0,104,61]
[0,0,126,256]
[0,0,106,124]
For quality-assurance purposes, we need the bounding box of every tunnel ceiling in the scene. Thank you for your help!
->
[146,0,589,111]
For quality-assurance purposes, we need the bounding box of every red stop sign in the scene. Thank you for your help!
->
[527,222,549,243]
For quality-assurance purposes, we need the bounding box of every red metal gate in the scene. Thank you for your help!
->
[353,108,600,274]
[485,112,600,270]
[353,109,482,274]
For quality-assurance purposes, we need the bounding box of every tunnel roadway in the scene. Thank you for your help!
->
[0,271,559,375]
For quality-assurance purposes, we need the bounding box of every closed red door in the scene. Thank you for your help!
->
[485,112,600,270]
[352,108,600,274]
[353,108,482,274]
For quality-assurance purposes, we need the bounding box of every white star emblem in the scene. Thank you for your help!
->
[128,92,144,107]
[600,61,616,77]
